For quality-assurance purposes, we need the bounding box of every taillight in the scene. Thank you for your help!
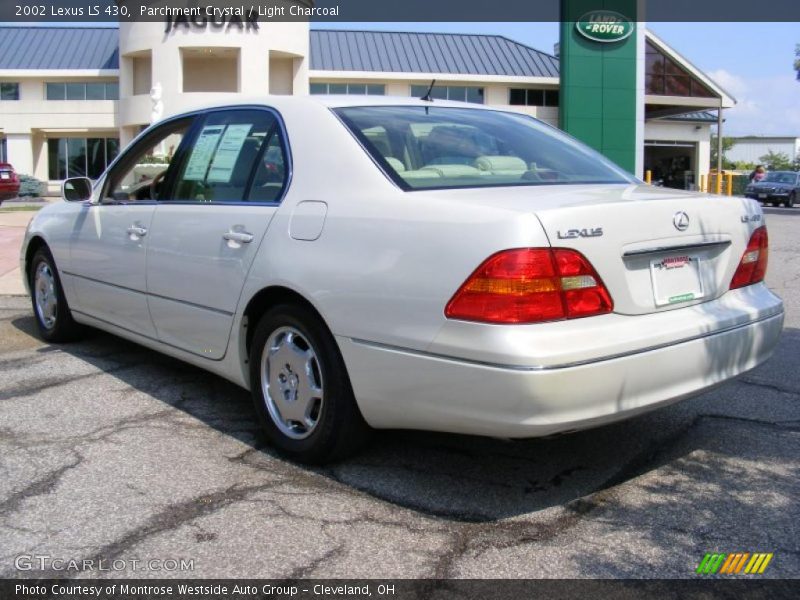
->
[730,226,769,289]
[444,248,613,324]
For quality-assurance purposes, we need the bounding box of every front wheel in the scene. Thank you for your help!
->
[29,247,82,342]
[787,192,796,208]
[249,304,371,464]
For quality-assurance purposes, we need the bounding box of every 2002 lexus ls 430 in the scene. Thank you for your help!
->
[21,96,784,463]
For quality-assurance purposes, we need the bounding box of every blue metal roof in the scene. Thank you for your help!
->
[0,27,558,78]
[664,111,718,122]
[0,27,118,70]
[310,30,559,78]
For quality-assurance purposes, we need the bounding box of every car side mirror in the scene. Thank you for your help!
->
[62,177,93,202]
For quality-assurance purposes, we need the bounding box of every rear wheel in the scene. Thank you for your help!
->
[29,247,82,342]
[249,303,371,464]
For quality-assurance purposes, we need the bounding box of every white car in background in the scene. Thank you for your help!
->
[20,96,784,463]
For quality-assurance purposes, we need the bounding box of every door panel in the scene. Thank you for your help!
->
[146,108,289,359]
[67,115,197,337]
[146,204,277,358]
[68,203,157,336]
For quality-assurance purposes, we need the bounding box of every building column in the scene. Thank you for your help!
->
[5,134,34,176]
[241,46,269,94]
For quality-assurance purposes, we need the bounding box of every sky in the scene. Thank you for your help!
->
[314,22,800,137]
[6,21,798,136]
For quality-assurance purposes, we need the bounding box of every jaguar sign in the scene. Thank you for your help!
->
[575,10,634,43]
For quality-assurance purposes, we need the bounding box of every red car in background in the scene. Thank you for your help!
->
[0,163,21,204]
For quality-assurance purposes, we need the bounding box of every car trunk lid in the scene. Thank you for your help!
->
[530,184,762,315]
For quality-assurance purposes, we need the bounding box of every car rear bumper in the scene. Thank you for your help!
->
[338,288,784,438]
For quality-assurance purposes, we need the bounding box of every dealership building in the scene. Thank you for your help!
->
[0,20,734,194]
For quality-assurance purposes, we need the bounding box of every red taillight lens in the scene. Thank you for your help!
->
[730,226,769,290]
[445,248,613,324]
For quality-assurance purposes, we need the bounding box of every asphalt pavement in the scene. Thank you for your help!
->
[0,208,798,579]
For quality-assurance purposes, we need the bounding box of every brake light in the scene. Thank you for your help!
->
[445,248,613,324]
[730,226,769,289]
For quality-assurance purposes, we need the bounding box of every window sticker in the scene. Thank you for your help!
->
[207,124,253,183]
[183,125,224,181]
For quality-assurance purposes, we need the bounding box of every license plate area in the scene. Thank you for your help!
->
[650,255,704,306]
[758,193,767,199]
[0,172,9,180]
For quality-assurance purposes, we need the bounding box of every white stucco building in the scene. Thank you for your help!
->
[726,136,800,166]
[0,22,734,194]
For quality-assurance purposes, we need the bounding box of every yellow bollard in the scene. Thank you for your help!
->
[700,174,706,193]
[715,173,722,195]
[726,172,734,196]
[645,170,652,184]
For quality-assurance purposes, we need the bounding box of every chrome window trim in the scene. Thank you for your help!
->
[97,104,294,208]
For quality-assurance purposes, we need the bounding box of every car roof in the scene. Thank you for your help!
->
[159,94,505,118]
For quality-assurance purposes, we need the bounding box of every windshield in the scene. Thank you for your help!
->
[334,106,635,190]
[763,171,797,184]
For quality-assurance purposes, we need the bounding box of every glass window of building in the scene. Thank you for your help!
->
[48,138,120,180]
[409,85,484,104]
[0,83,20,100]
[508,88,559,107]
[45,81,119,101]
[310,83,386,95]
[645,41,714,98]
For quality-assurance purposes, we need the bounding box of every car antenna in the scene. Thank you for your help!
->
[421,79,436,102]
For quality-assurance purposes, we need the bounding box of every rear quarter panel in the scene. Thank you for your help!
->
[237,102,551,353]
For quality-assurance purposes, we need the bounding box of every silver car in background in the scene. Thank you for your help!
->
[21,96,784,463]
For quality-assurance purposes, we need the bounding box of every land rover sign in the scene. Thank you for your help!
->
[576,10,634,43]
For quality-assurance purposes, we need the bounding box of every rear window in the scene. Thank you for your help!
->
[334,106,634,190]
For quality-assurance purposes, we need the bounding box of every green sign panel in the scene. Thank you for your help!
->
[575,10,634,43]
[559,0,641,175]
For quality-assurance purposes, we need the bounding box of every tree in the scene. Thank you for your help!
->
[795,44,800,80]
[710,136,736,169]
[759,150,793,170]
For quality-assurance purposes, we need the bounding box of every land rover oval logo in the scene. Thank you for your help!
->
[576,11,634,43]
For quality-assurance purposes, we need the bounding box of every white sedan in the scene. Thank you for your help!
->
[21,96,784,463]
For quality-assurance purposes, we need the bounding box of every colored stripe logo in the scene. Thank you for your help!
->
[696,552,773,575]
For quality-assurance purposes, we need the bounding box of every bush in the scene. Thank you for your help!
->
[17,174,45,198]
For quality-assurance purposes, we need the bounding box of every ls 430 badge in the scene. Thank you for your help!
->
[557,227,604,239]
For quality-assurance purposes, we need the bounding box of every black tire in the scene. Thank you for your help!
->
[249,303,371,464]
[28,247,83,343]
[788,192,796,208]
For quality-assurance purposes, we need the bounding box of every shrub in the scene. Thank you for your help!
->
[17,174,45,198]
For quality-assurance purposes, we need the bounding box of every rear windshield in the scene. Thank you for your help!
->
[334,106,634,190]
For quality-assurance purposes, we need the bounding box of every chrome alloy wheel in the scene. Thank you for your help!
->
[261,326,324,440]
[34,262,58,330]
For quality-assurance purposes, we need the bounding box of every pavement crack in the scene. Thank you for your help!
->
[47,481,285,578]
[0,363,144,401]
[738,377,800,398]
[0,453,83,515]
[287,543,345,579]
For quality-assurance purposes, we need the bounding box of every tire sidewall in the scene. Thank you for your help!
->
[249,304,358,462]
[29,248,74,342]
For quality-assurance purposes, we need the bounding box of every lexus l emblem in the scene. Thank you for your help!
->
[673,211,690,231]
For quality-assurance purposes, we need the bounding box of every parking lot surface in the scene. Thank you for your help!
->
[0,208,798,579]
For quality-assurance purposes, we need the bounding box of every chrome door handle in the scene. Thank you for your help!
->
[223,231,254,244]
[127,225,148,237]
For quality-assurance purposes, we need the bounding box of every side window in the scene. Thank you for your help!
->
[248,126,289,203]
[105,118,192,202]
[172,109,286,203]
